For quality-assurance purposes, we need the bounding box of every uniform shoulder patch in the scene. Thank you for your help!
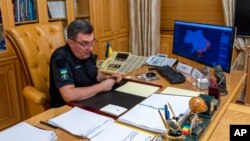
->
[59,68,69,81]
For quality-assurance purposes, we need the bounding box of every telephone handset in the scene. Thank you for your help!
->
[146,54,177,67]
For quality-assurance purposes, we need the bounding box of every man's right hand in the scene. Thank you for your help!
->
[99,79,116,91]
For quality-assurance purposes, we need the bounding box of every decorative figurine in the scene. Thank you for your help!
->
[189,96,207,123]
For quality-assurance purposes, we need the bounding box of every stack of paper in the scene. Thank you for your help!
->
[0,122,57,141]
[118,94,192,133]
[48,107,154,141]
[118,104,166,133]
[48,107,114,138]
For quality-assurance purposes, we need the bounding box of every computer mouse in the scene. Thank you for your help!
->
[146,72,156,77]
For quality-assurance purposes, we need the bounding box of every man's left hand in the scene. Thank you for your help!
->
[110,73,122,83]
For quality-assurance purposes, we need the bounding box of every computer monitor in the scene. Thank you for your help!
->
[172,20,235,73]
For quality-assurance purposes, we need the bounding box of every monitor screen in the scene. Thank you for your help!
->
[234,0,250,37]
[172,20,235,73]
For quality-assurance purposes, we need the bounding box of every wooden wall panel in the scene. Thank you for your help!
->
[97,0,115,38]
[0,61,21,130]
[161,0,225,30]
[117,35,129,52]
[115,0,129,34]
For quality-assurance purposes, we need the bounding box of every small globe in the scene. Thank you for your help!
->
[189,96,207,114]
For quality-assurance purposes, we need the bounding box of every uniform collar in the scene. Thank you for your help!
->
[65,43,90,64]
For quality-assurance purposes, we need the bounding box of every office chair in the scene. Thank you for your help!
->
[5,21,66,117]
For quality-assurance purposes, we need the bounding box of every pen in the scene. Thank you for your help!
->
[217,76,225,86]
[167,102,176,119]
[139,104,164,110]
[164,104,170,120]
[158,108,169,131]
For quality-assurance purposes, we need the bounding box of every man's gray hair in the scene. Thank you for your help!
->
[67,20,93,39]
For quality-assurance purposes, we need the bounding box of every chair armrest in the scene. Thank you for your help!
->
[23,86,47,105]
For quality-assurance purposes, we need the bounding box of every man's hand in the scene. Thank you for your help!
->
[100,79,116,91]
[110,73,122,83]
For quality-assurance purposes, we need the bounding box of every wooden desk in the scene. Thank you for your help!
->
[25,67,246,141]
[126,66,247,140]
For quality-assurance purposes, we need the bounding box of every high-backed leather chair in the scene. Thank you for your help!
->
[5,22,66,117]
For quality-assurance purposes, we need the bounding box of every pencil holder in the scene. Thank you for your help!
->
[164,130,184,141]
[164,124,184,141]
[152,128,184,141]
[165,134,184,141]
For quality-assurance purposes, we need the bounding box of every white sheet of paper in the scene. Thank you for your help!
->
[91,123,153,141]
[100,104,128,116]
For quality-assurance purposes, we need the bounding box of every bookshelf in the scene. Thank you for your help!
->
[45,0,91,39]
[12,0,38,25]
[45,0,91,25]
[47,0,67,21]
[74,0,90,20]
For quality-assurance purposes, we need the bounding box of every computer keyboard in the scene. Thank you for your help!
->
[157,65,186,84]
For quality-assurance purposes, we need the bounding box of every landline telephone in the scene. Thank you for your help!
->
[146,54,177,67]
[98,52,148,75]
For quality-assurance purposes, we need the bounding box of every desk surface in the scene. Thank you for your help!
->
[25,66,246,141]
